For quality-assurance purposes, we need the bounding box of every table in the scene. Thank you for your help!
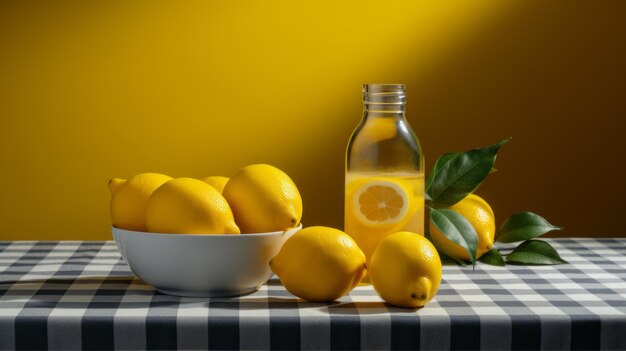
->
[1,239,625,350]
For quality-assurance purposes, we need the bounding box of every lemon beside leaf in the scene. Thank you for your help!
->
[430,194,495,261]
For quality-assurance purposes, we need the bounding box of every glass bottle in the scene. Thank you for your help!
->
[345,84,425,268]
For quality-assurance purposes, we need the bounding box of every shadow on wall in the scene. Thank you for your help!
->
[298,0,626,237]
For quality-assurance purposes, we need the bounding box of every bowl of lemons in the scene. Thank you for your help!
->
[109,164,303,297]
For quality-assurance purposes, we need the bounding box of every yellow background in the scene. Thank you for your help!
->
[1,1,625,240]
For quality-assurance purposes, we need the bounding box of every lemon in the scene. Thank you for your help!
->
[223,164,302,233]
[109,172,172,231]
[430,193,495,260]
[201,176,229,193]
[270,226,367,302]
[369,232,442,308]
[145,177,240,234]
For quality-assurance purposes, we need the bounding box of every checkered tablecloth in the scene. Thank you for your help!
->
[1,239,625,350]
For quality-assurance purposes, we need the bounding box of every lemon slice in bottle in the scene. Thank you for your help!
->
[352,180,409,226]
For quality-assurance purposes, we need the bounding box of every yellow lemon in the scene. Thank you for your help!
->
[145,178,239,234]
[109,172,172,231]
[369,232,442,308]
[430,193,495,260]
[223,164,302,233]
[270,226,367,302]
[201,176,229,193]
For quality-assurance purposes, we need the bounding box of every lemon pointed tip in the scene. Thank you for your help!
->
[108,178,125,193]
[228,222,241,234]
[410,292,428,301]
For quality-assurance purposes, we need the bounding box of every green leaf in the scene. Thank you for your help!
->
[506,240,568,265]
[496,212,563,243]
[425,152,459,192]
[430,208,478,264]
[478,248,505,266]
[427,138,511,208]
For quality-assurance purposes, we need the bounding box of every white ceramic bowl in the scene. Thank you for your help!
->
[112,224,301,297]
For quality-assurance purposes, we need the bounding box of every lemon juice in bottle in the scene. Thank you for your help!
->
[345,84,425,270]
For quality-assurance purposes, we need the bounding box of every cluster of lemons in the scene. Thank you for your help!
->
[271,228,442,308]
[108,165,497,309]
[108,164,302,235]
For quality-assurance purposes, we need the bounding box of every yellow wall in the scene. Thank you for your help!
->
[1,0,625,240]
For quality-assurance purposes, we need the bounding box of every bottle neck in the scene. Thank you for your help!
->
[362,83,406,118]
[363,104,406,117]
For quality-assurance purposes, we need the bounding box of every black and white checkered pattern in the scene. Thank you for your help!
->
[1,239,625,350]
